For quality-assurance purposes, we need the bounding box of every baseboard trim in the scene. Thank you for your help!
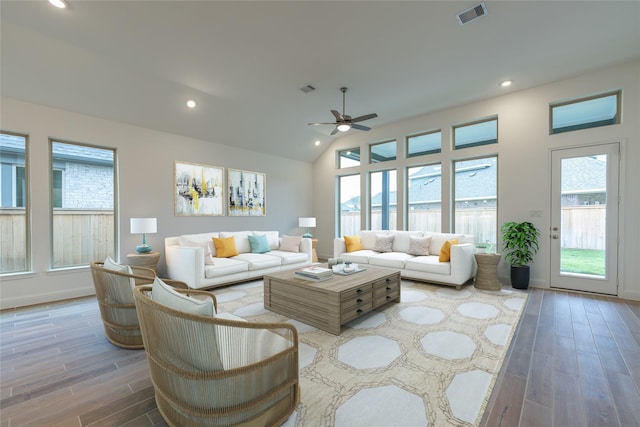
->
[0,287,95,310]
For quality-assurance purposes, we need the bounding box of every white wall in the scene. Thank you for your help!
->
[0,98,313,308]
[313,59,640,301]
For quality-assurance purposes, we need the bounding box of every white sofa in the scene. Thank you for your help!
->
[333,230,476,290]
[165,231,312,289]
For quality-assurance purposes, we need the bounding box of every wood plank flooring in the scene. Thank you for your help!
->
[1,286,639,426]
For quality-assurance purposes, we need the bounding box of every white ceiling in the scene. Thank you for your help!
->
[2,1,639,163]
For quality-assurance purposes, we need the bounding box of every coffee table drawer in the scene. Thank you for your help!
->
[342,300,373,323]
[341,283,373,302]
[374,289,400,308]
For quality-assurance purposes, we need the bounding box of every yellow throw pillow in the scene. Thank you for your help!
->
[439,239,459,262]
[212,236,238,258]
[344,235,363,253]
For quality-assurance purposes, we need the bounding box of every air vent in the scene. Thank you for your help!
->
[457,2,488,25]
[300,85,315,93]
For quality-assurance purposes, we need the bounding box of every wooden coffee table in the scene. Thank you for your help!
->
[263,265,401,335]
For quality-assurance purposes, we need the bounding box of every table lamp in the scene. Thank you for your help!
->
[298,217,316,238]
[130,218,157,253]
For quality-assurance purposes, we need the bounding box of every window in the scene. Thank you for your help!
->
[370,140,396,163]
[550,91,620,134]
[339,148,361,168]
[453,118,498,149]
[338,174,361,236]
[453,157,497,249]
[370,169,397,230]
[407,130,441,157]
[0,132,29,274]
[406,164,442,232]
[50,140,117,269]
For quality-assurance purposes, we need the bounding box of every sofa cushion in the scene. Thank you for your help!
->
[369,252,414,269]
[360,230,381,250]
[439,239,459,262]
[248,234,271,254]
[429,233,464,255]
[280,235,302,252]
[220,231,251,254]
[204,258,249,278]
[405,256,452,275]
[340,249,379,264]
[390,231,423,253]
[254,231,280,250]
[269,250,308,265]
[213,236,239,258]
[374,234,395,253]
[233,253,281,270]
[408,235,432,256]
[344,235,363,252]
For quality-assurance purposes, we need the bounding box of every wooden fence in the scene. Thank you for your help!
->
[1,209,114,273]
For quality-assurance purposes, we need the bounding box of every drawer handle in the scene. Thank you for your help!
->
[356,309,363,314]
[356,289,363,294]
[357,298,363,303]
[386,295,392,300]
[386,286,392,291]
[386,278,391,282]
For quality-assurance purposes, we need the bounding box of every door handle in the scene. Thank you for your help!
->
[552,234,559,239]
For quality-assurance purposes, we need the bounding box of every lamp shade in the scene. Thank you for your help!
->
[298,217,316,228]
[130,218,157,234]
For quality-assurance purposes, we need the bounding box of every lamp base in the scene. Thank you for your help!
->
[302,233,313,239]
[136,244,152,254]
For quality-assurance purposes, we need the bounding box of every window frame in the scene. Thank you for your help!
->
[549,90,621,135]
[338,147,361,169]
[406,129,442,158]
[369,140,397,164]
[49,138,118,270]
[452,117,498,150]
[369,168,397,231]
[0,131,31,274]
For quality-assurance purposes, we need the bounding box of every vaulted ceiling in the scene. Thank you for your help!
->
[2,1,639,163]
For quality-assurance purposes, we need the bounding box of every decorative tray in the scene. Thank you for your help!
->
[333,268,366,276]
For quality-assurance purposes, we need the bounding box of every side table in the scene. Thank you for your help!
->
[311,239,319,262]
[474,253,501,290]
[126,251,160,274]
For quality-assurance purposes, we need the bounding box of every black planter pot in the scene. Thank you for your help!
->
[510,265,530,289]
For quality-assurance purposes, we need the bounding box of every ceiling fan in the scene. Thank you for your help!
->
[308,87,378,136]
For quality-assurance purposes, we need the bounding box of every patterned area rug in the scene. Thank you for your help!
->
[212,280,527,427]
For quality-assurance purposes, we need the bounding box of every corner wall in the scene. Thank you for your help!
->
[0,98,313,308]
[313,59,640,301]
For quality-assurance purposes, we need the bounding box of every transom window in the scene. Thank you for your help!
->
[550,91,620,134]
[338,148,361,168]
[453,118,498,149]
[407,130,441,157]
[369,140,396,163]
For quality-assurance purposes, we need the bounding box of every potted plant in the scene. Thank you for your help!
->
[475,243,489,253]
[500,221,541,289]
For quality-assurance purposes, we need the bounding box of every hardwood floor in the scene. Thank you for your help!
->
[1,286,639,426]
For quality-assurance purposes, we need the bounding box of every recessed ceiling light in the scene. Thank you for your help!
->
[314,140,320,146]
[186,100,197,108]
[500,80,512,87]
[48,0,68,9]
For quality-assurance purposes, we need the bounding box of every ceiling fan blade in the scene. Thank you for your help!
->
[351,113,378,123]
[308,122,335,126]
[331,110,345,121]
[330,127,340,136]
[351,123,371,131]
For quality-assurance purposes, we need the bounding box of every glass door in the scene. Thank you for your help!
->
[550,143,619,295]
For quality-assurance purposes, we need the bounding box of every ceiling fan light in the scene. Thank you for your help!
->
[337,123,351,132]
[49,0,68,8]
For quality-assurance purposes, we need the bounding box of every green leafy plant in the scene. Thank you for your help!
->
[500,221,541,266]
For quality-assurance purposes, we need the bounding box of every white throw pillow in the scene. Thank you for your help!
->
[280,235,302,252]
[373,234,395,253]
[152,277,215,317]
[103,256,135,304]
[407,235,432,256]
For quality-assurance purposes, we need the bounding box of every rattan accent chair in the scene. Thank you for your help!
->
[133,284,300,427]
[89,260,186,349]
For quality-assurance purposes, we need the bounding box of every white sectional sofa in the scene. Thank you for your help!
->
[333,230,476,290]
[165,231,312,289]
